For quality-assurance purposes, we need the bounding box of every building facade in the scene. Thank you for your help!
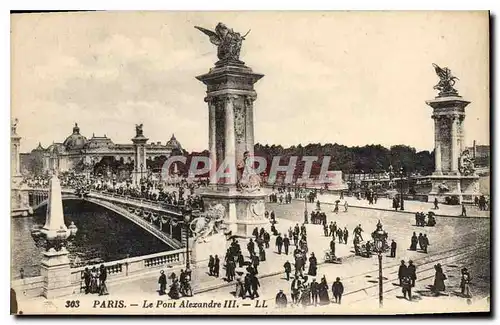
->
[20,123,183,179]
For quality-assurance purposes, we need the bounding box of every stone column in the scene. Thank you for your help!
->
[207,97,217,185]
[224,96,236,185]
[435,143,442,174]
[245,96,256,157]
[433,117,442,174]
[450,115,459,173]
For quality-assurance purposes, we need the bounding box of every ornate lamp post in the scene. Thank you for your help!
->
[183,205,192,276]
[399,167,405,211]
[304,194,308,224]
[372,220,388,308]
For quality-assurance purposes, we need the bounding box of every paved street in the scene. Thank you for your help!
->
[18,196,489,314]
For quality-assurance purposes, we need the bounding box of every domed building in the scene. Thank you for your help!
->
[20,123,183,180]
[63,123,88,151]
[165,134,183,152]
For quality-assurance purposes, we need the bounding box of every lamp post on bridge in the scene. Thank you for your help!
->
[183,205,192,276]
[372,220,388,308]
[399,167,405,211]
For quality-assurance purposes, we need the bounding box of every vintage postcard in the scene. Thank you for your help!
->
[10,11,490,315]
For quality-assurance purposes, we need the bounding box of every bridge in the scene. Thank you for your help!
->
[23,188,195,250]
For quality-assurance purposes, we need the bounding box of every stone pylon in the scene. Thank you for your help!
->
[39,174,74,298]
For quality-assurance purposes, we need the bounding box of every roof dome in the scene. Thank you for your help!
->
[63,123,87,151]
[165,134,182,150]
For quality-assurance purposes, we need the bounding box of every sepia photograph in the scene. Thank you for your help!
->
[9,10,490,315]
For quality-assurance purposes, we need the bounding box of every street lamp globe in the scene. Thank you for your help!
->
[371,220,388,253]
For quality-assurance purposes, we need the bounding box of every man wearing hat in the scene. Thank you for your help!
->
[407,260,417,287]
[398,260,408,286]
[158,270,167,296]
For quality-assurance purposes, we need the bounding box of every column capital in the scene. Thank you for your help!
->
[244,95,257,106]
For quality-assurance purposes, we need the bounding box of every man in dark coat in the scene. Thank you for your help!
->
[323,222,329,236]
[247,239,255,257]
[208,255,214,276]
[252,227,259,238]
[423,234,429,253]
[275,290,288,308]
[398,260,408,286]
[263,231,270,248]
[252,254,260,275]
[343,227,348,245]
[158,270,167,295]
[214,255,220,277]
[276,234,283,254]
[332,277,344,304]
[283,235,290,255]
[330,239,336,256]
[329,222,335,237]
[310,278,319,306]
[250,274,260,299]
[390,240,397,258]
[243,273,253,299]
[284,260,292,281]
[407,260,417,287]
[291,276,301,304]
[82,267,91,294]
[401,275,412,300]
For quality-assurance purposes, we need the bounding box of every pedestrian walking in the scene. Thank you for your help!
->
[460,268,472,298]
[276,233,283,254]
[461,203,467,217]
[98,264,108,296]
[398,260,408,286]
[432,263,447,295]
[208,255,214,276]
[390,239,397,258]
[332,277,344,304]
[407,260,417,287]
[284,261,292,281]
[283,235,290,255]
[158,270,167,295]
[214,255,220,277]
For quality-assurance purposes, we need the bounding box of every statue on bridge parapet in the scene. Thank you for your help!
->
[459,150,476,176]
[189,204,227,244]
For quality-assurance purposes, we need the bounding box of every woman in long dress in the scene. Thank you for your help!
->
[410,232,418,251]
[432,263,447,294]
[318,275,330,304]
[90,267,98,294]
[308,253,317,276]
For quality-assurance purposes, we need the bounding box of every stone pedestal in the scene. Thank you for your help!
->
[40,248,74,299]
[427,175,480,204]
[202,186,268,238]
[190,233,229,267]
[132,134,148,186]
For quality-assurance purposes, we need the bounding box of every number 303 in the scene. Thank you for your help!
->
[65,300,80,308]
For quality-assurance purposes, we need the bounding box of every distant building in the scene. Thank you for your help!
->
[466,141,490,168]
[20,123,183,179]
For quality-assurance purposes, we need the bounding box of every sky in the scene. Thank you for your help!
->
[11,11,490,153]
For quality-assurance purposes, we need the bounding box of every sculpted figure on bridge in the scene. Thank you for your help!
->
[189,204,226,243]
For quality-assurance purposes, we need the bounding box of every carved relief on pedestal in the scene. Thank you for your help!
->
[249,200,265,219]
[233,100,246,144]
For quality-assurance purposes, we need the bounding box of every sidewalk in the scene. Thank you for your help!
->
[316,194,490,218]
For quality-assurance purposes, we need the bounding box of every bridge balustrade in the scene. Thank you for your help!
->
[70,248,188,291]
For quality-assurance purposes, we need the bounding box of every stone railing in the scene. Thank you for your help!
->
[89,191,184,215]
[11,276,45,298]
[69,248,188,293]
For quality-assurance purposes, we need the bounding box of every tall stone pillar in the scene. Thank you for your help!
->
[11,119,21,178]
[208,99,217,185]
[426,63,480,204]
[450,115,459,174]
[223,96,237,185]
[132,125,148,186]
[195,22,268,238]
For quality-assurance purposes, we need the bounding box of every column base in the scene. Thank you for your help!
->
[40,248,74,298]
